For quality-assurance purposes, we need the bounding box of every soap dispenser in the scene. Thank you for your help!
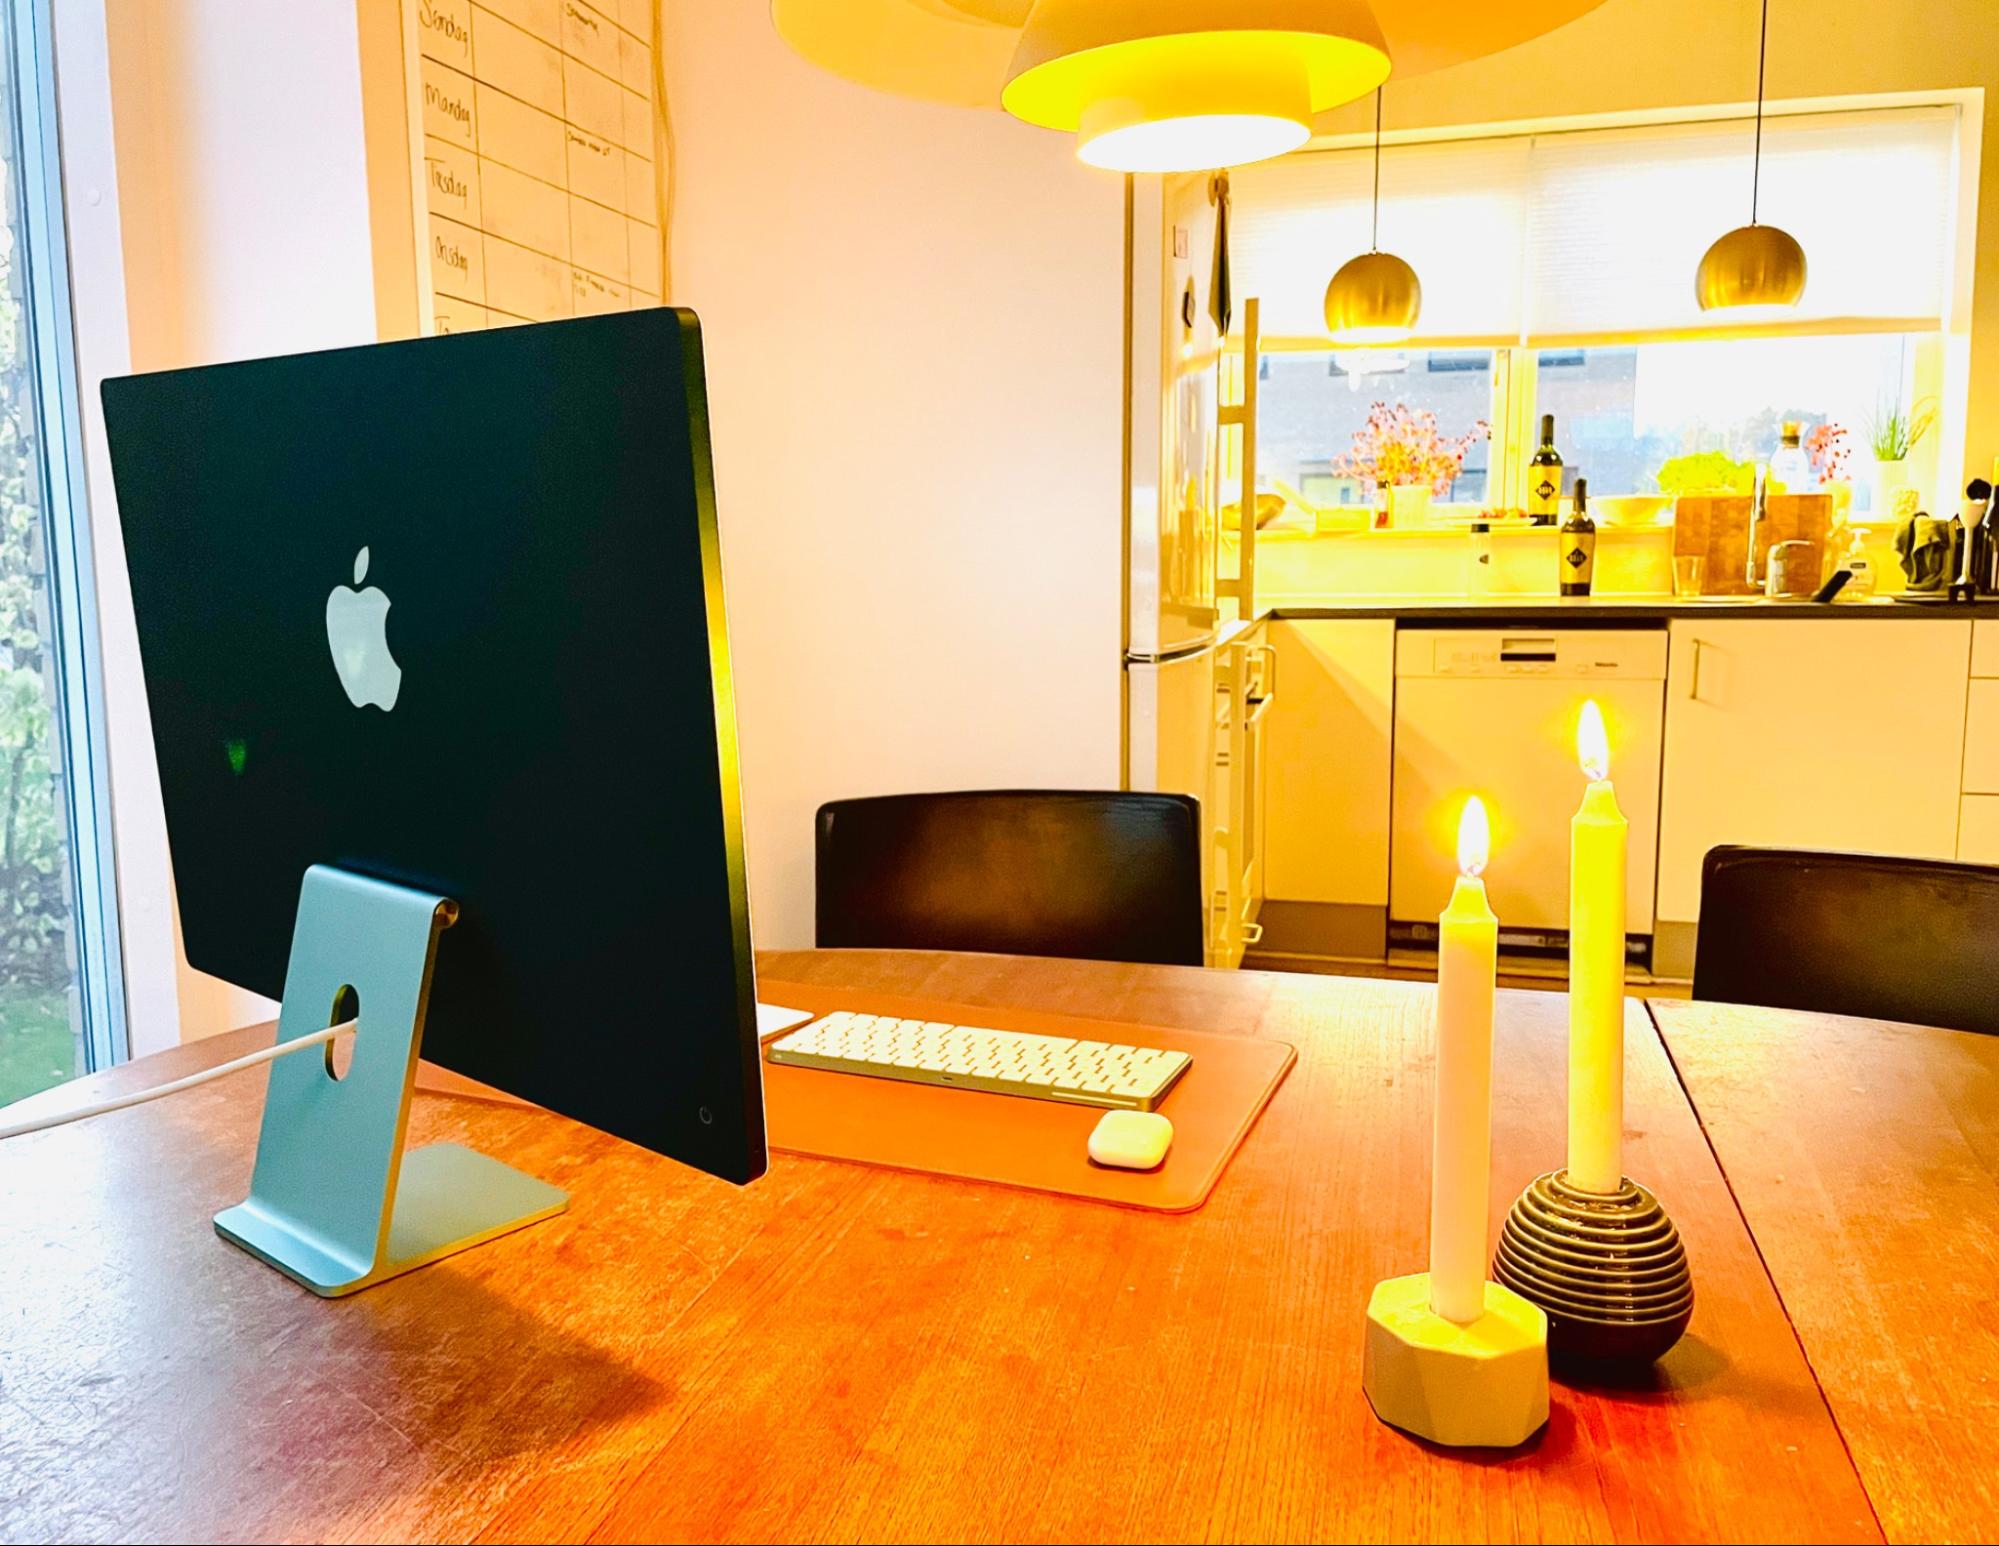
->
[1835,528,1876,602]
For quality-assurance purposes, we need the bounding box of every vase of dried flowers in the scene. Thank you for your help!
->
[1805,421,1856,523]
[1331,402,1488,530]
[1386,484,1432,527]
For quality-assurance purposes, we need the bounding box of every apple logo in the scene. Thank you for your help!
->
[325,546,402,711]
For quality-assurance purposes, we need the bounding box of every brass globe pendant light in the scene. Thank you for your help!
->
[1001,0,1391,173]
[1324,89,1421,345]
[1696,0,1807,310]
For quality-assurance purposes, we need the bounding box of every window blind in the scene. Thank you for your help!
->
[1230,136,1531,344]
[1225,104,1961,347]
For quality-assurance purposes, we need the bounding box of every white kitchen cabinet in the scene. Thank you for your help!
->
[1239,625,1273,936]
[1964,681,1999,794]
[1974,620,1999,678]
[1961,796,1999,864]
[1206,625,1276,967]
[1656,619,1971,926]
[1209,629,1256,968]
[1262,620,1395,953]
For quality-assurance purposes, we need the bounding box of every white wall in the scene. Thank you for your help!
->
[658,6,1127,947]
[79,0,1126,1045]
[86,0,380,1042]
[106,0,379,369]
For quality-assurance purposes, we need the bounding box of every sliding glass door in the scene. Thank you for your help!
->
[0,0,124,1103]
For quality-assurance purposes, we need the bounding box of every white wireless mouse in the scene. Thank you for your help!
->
[1088,1110,1174,1171]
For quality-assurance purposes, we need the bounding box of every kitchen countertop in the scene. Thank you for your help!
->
[1264,594,1999,623]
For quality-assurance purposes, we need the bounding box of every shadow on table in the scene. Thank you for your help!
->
[1555,1331,1729,1398]
[1391,1336,1736,1467]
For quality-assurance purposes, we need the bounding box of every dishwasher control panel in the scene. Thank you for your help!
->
[1397,628,1669,680]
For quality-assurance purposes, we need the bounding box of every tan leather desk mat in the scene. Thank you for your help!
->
[758,988,1296,1213]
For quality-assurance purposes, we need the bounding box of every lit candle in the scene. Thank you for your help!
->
[1431,796,1497,1326]
[1569,700,1627,1196]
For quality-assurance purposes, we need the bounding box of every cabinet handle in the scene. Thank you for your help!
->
[1241,922,1264,946]
[1688,638,1705,703]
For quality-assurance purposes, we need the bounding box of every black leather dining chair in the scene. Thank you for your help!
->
[814,790,1206,967]
[1692,846,1999,1036]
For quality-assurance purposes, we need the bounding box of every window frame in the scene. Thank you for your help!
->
[7,0,128,1070]
[1224,93,1974,518]
[1247,330,1946,515]
[1245,338,1514,513]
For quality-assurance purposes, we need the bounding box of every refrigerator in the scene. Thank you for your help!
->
[1125,174,1229,959]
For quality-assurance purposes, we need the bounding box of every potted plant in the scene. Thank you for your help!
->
[1330,402,1488,529]
[1863,396,1935,518]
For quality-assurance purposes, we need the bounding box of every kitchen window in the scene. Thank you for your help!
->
[0,0,126,1103]
[1532,333,1927,509]
[1227,101,1966,516]
[1259,348,1493,508]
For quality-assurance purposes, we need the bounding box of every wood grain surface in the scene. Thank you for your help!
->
[1652,997,1999,1546]
[0,952,1878,1544]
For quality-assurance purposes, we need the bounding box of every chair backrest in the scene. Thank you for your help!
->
[1693,846,1999,1035]
[815,791,1206,967]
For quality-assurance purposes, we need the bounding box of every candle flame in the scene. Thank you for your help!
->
[1577,699,1610,783]
[1457,796,1490,879]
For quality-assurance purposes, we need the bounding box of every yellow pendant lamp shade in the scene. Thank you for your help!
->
[1696,0,1806,311]
[1325,251,1421,344]
[905,0,1030,20]
[1695,223,1807,311]
[1000,1,1390,173]
[1324,88,1420,345]
[771,3,1615,125]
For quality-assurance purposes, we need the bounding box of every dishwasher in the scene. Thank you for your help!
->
[1390,628,1666,956]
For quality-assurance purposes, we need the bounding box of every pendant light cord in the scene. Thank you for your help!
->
[1751,0,1770,223]
[1370,88,1383,251]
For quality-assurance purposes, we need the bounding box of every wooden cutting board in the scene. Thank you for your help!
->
[1675,493,1832,594]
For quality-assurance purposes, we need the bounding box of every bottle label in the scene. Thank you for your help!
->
[1562,532,1597,588]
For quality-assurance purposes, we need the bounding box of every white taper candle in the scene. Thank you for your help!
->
[1431,796,1498,1326]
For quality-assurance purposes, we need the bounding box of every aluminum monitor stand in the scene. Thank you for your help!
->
[214,864,567,1296]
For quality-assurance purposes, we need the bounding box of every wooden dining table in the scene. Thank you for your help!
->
[0,948,1990,1544]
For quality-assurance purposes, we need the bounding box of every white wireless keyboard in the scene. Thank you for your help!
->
[767,1010,1192,1111]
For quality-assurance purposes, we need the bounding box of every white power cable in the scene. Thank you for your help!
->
[0,1021,357,1143]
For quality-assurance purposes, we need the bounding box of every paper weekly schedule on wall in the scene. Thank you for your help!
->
[405,0,663,332]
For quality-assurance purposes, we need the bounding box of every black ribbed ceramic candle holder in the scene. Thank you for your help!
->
[1494,1170,1693,1367]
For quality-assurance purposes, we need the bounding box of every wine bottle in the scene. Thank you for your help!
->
[1527,414,1563,525]
[1560,476,1596,597]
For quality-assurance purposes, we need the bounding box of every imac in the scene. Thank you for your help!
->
[101,309,764,1294]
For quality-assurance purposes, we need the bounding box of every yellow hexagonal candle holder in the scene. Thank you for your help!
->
[1365,801,1550,1450]
[1363,1274,1550,1449]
